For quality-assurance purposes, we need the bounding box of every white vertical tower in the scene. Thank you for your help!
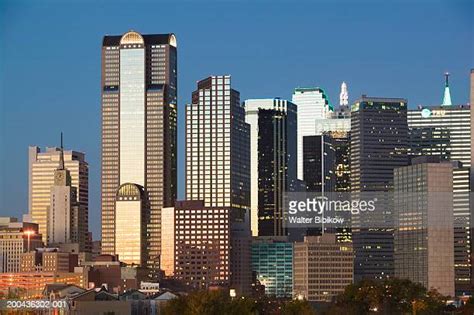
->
[292,87,332,180]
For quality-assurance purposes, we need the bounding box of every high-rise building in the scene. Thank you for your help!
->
[0,217,43,273]
[394,156,455,297]
[29,146,88,245]
[48,137,88,252]
[185,75,251,293]
[292,87,332,180]
[303,134,335,193]
[470,69,474,181]
[100,31,177,272]
[173,200,230,290]
[244,98,297,237]
[408,104,472,294]
[293,234,353,302]
[350,95,408,281]
[251,237,293,298]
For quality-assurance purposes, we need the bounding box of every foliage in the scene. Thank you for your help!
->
[161,290,317,315]
[325,278,448,315]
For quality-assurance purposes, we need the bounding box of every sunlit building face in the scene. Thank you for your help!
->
[101,31,177,272]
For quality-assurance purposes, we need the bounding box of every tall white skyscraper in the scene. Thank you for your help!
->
[292,87,332,179]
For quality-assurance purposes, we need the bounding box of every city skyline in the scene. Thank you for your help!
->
[1,0,473,239]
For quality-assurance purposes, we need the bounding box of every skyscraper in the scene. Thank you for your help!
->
[408,104,471,294]
[394,156,455,297]
[29,146,88,245]
[350,95,408,281]
[48,136,88,252]
[185,75,251,293]
[100,31,177,272]
[244,98,297,237]
[292,87,332,180]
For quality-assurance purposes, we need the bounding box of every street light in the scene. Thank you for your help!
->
[23,230,35,252]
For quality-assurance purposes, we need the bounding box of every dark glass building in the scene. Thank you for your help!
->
[244,99,297,237]
[350,95,408,281]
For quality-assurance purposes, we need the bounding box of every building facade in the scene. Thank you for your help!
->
[292,87,332,180]
[251,237,293,298]
[293,234,353,302]
[408,104,472,294]
[100,31,177,273]
[48,142,88,252]
[185,75,251,293]
[173,200,230,290]
[29,147,88,245]
[244,98,297,237]
[0,217,43,273]
[394,157,455,297]
[350,95,408,281]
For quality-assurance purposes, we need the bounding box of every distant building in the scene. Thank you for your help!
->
[408,104,471,295]
[29,146,88,245]
[303,134,335,193]
[251,237,293,298]
[100,31,178,276]
[185,75,252,294]
[350,95,408,281]
[244,98,297,237]
[173,200,230,290]
[292,87,332,180]
[0,217,43,273]
[293,234,353,302]
[394,156,455,297]
[20,247,78,273]
[160,207,175,277]
[48,137,88,252]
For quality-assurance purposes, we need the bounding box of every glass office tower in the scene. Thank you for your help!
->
[244,98,297,237]
[350,95,408,281]
[185,75,251,294]
[100,31,177,273]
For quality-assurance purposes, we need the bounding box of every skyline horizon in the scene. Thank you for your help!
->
[1,0,472,239]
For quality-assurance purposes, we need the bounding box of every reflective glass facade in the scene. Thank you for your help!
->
[251,237,293,297]
[120,48,145,185]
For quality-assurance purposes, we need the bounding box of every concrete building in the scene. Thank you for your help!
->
[251,237,293,298]
[173,200,230,290]
[20,247,78,273]
[292,87,332,180]
[244,98,297,237]
[185,75,251,293]
[29,146,88,245]
[350,95,409,281]
[47,138,88,252]
[394,156,455,297]
[160,207,174,277]
[100,31,178,275]
[408,104,472,295]
[293,234,353,302]
[0,217,43,273]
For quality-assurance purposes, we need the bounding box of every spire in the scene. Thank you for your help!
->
[442,72,452,106]
[339,81,349,107]
[58,132,65,170]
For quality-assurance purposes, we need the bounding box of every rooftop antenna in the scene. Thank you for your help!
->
[442,72,452,106]
[58,132,65,170]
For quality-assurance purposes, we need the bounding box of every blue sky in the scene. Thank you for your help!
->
[0,0,473,239]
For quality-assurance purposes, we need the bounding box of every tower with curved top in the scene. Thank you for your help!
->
[100,31,177,273]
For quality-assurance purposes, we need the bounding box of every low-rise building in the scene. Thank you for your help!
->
[293,234,353,302]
